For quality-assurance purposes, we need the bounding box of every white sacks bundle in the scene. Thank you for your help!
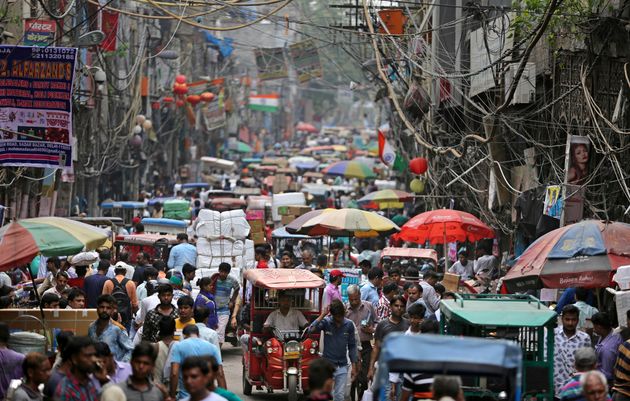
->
[196,238,244,257]
[195,209,250,239]
[195,209,254,270]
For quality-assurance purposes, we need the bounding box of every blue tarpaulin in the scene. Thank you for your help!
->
[203,31,234,58]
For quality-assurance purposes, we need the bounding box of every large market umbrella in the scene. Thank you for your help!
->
[300,145,347,155]
[0,217,109,270]
[503,220,630,291]
[358,189,413,210]
[291,208,400,238]
[288,156,319,170]
[231,141,253,153]
[295,122,318,133]
[285,209,330,234]
[396,209,494,244]
[322,160,376,180]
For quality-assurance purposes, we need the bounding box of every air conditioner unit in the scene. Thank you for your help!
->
[504,62,536,105]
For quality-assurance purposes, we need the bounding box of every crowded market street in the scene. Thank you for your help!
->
[3,0,630,401]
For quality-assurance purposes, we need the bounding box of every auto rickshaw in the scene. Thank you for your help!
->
[373,333,523,401]
[241,269,324,401]
[141,218,187,235]
[113,233,178,263]
[440,294,557,400]
[99,201,147,227]
[271,227,323,261]
[379,247,438,281]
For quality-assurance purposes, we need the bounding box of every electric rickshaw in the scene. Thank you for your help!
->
[241,269,325,401]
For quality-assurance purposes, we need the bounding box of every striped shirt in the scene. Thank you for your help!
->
[559,374,584,401]
[614,340,630,396]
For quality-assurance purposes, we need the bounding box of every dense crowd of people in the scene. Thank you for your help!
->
[1,215,629,401]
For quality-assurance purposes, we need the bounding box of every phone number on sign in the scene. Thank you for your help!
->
[30,48,75,61]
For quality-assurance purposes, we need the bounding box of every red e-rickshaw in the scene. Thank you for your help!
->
[241,269,325,401]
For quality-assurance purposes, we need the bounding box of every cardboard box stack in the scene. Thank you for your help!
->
[278,205,312,226]
[195,209,254,269]
[246,209,266,245]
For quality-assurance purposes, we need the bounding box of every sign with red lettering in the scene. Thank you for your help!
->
[0,45,77,168]
[23,19,56,47]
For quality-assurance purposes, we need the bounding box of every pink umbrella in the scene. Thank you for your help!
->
[296,122,318,133]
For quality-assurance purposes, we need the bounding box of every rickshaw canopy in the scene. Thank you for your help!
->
[381,247,438,263]
[440,294,557,328]
[376,333,522,389]
[100,201,146,209]
[243,269,325,289]
[115,234,178,246]
[272,226,318,239]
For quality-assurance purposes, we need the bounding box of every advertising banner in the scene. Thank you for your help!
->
[23,19,56,47]
[254,47,288,81]
[201,83,226,131]
[562,135,590,225]
[0,46,77,168]
[100,11,119,52]
[288,40,322,83]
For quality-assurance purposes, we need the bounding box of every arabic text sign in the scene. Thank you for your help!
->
[0,46,77,168]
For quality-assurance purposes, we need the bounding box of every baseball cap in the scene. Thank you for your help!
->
[330,269,345,279]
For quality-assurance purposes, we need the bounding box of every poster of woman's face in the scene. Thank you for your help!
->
[567,137,591,185]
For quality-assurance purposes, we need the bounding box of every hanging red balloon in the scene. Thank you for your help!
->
[409,157,428,175]
[187,95,201,105]
[176,99,185,107]
[175,74,187,84]
[200,92,214,102]
[173,83,188,95]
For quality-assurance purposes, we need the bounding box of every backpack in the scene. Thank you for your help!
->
[110,278,132,325]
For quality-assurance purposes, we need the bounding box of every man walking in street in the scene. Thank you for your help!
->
[0,323,24,399]
[214,263,239,347]
[375,282,399,322]
[180,356,226,401]
[345,285,375,401]
[555,305,592,398]
[309,300,358,401]
[88,295,134,362]
[101,342,166,401]
[419,270,441,316]
[143,284,180,343]
[102,265,139,329]
[170,325,226,400]
[84,261,109,308]
[54,337,99,401]
[368,295,409,400]
[360,268,383,307]
[559,347,598,401]
[168,234,197,274]
[323,270,345,308]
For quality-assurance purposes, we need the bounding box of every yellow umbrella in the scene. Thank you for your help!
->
[295,208,400,238]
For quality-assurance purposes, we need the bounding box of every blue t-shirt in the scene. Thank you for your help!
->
[171,338,222,399]
[214,277,239,315]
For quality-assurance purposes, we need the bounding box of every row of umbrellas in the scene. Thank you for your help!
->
[1,212,629,295]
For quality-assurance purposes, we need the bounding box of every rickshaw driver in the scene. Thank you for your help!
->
[263,291,309,333]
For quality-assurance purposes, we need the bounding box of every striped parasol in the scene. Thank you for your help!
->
[290,208,399,238]
[0,217,109,270]
[322,161,377,180]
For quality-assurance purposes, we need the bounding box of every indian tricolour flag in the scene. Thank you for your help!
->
[248,93,280,112]
[378,129,406,172]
